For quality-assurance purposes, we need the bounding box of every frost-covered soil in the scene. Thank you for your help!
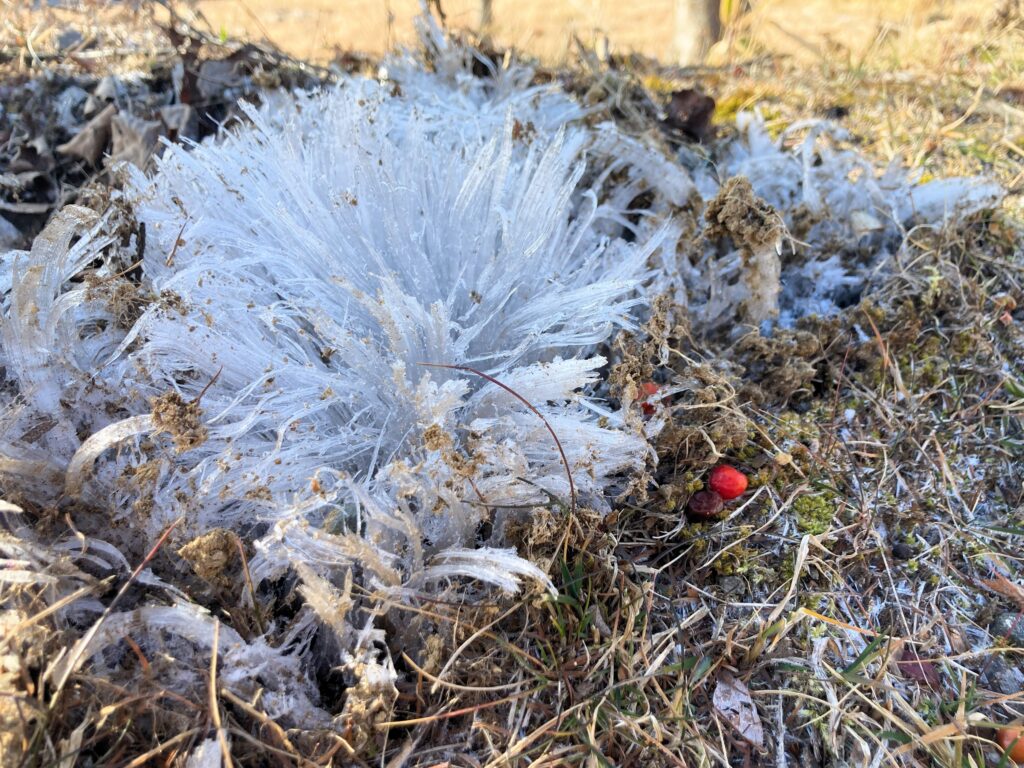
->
[2,11,1024,768]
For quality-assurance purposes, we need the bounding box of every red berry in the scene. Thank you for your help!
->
[996,727,1024,763]
[640,382,660,416]
[708,465,748,500]
[687,490,724,519]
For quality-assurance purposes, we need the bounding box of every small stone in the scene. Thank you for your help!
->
[979,656,1024,696]
[718,576,746,597]
[892,542,914,560]
[55,28,83,51]
[990,612,1024,646]
[0,215,21,250]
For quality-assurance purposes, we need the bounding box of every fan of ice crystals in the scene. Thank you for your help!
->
[680,112,1004,330]
[1,21,694,613]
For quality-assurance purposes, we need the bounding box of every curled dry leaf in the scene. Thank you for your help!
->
[896,648,941,688]
[981,574,1024,610]
[713,672,764,748]
[57,103,118,165]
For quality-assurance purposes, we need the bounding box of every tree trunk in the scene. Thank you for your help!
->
[479,0,493,32]
[674,0,721,66]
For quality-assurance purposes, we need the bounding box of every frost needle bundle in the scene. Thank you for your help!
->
[1,51,682,609]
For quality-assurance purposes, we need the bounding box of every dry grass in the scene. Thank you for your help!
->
[2,1,1024,767]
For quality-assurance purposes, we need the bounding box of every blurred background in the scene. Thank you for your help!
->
[1,0,1014,70]
[2,0,1021,191]
[176,0,1006,70]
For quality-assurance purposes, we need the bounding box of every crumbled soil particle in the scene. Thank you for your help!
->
[150,391,207,452]
[704,175,782,254]
[422,423,452,452]
[106,279,150,328]
[338,662,398,751]
[177,528,238,588]
[733,327,825,404]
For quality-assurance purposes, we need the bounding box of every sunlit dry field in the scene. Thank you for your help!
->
[189,0,998,69]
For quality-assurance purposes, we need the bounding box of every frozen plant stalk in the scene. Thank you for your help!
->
[702,176,784,327]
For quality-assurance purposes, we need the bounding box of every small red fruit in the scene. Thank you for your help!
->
[708,465,748,500]
[687,490,724,519]
[640,382,660,416]
[996,727,1024,764]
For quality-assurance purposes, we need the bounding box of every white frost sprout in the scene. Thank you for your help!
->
[680,112,1004,330]
[1,30,683,616]
[101,78,671,587]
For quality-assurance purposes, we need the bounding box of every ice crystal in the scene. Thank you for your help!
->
[680,113,1004,330]
[1,34,684,612]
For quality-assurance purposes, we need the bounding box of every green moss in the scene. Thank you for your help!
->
[713,88,759,123]
[919,697,940,727]
[641,73,681,97]
[778,551,796,580]
[747,467,772,489]
[735,441,763,463]
[712,541,775,585]
[793,493,836,535]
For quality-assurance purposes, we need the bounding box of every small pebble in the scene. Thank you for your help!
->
[990,612,1024,647]
[892,542,915,560]
[981,656,1024,696]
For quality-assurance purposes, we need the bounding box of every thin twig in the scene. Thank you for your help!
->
[417,362,576,515]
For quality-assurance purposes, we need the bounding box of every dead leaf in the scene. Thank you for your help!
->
[896,649,941,688]
[8,138,55,175]
[713,672,764,748]
[108,114,164,169]
[159,104,199,143]
[57,103,118,165]
[196,59,246,101]
[981,575,1024,610]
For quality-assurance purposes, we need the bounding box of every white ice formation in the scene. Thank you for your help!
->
[680,113,1003,330]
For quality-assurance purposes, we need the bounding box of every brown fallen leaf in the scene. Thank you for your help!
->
[896,648,941,688]
[108,114,164,169]
[196,58,246,101]
[57,103,118,165]
[981,574,1024,610]
[713,672,764,748]
[159,104,199,143]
